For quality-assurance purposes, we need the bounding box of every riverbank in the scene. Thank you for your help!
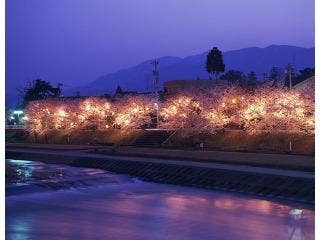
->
[6,146,314,204]
[6,143,315,171]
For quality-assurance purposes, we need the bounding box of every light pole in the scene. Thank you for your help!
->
[151,59,160,129]
[154,102,159,129]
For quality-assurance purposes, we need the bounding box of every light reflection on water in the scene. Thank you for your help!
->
[6,160,314,240]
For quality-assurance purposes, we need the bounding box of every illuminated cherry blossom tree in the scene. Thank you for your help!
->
[114,95,155,129]
[25,86,314,135]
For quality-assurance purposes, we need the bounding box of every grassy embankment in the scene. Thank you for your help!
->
[166,130,314,155]
[6,129,314,155]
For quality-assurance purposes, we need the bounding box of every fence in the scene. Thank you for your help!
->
[6,125,26,130]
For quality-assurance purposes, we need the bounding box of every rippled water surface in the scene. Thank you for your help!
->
[6,159,314,240]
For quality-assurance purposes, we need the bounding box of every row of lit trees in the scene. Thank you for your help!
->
[25,95,155,134]
[25,85,314,135]
[160,86,314,134]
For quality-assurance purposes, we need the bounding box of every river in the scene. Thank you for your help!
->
[5,159,314,240]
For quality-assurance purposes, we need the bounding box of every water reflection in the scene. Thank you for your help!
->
[6,160,314,240]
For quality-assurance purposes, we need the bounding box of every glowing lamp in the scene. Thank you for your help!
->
[13,110,23,115]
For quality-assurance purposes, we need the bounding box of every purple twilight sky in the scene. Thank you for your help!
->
[6,0,314,91]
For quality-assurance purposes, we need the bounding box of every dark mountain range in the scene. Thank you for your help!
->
[6,45,314,107]
[68,45,314,96]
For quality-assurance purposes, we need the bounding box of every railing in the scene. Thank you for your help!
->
[145,128,178,131]
[161,129,178,146]
[5,125,26,130]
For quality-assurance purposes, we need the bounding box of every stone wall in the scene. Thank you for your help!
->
[6,150,314,205]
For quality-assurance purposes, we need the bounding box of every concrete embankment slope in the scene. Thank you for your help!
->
[6,147,314,204]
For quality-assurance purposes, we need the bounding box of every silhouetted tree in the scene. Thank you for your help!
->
[74,91,81,97]
[220,70,245,86]
[22,79,61,106]
[269,67,283,87]
[115,85,123,95]
[206,47,225,80]
[292,67,315,86]
[247,71,257,89]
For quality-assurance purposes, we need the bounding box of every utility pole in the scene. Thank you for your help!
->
[151,59,159,90]
[288,64,292,90]
[285,64,292,90]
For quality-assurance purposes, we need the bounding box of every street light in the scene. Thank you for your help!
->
[13,110,23,119]
[12,110,24,124]
[154,102,159,128]
[13,110,23,115]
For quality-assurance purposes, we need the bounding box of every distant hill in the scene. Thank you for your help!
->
[67,45,315,96]
[6,45,315,107]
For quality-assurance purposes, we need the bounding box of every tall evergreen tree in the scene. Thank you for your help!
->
[206,47,225,80]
